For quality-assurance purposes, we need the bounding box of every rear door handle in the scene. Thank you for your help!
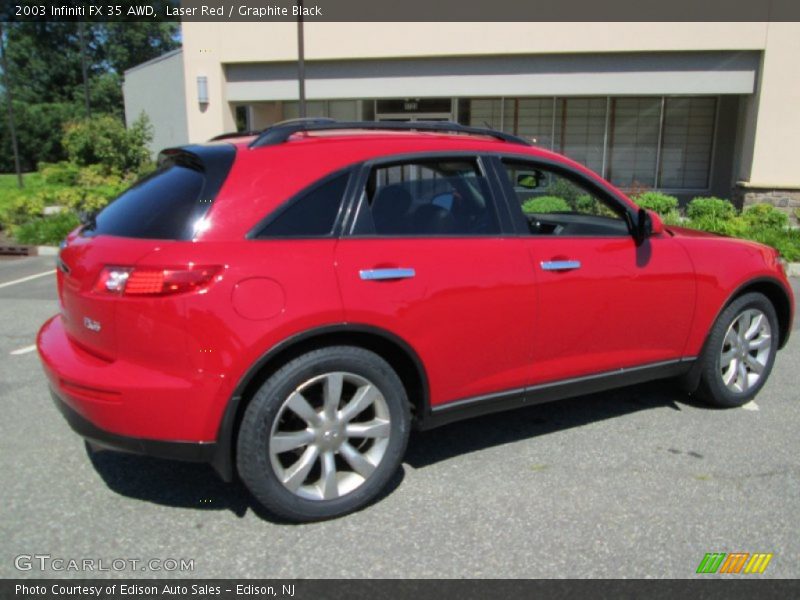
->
[540,260,581,271]
[359,268,416,281]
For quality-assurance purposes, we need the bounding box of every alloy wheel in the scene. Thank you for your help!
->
[719,308,772,394]
[269,372,392,501]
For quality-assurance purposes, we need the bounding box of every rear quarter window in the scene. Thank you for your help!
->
[251,170,351,238]
[84,145,234,240]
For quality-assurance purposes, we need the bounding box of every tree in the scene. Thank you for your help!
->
[100,20,181,74]
[62,113,153,174]
[0,15,180,172]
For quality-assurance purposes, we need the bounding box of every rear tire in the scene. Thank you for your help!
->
[236,346,410,522]
[696,292,778,408]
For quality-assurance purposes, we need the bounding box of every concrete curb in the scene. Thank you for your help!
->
[787,262,800,278]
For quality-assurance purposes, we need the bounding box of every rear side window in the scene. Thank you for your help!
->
[84,145,234,240]
[253,171,350,238]
[353,158,500,236]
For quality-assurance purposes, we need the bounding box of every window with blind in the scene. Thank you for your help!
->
[554,98,607,175]
[658,97,716,189]
[469,98,554,146]
[607,97,661,188]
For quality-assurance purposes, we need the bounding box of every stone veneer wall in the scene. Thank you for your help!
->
[733,187,800,225]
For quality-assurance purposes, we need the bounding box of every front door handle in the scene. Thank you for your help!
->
[359,268,416,281]
[540,260,581,271]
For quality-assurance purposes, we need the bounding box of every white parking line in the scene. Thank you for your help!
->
[741,400,760,411]
[10,344,37,356]
[0,269,56,289]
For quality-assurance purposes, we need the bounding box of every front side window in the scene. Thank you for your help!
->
[356,158,500,236]
[502,160,629,237]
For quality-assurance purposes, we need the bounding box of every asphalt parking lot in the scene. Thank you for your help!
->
[1,255,798,579]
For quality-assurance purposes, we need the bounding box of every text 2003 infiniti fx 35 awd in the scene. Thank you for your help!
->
[38,120,794,521]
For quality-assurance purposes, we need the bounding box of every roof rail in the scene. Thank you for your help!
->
[209,131,261,141]
[249,119,532,148]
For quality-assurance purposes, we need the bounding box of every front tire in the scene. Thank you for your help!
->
[236,346,410,522]
[696,292,779,408]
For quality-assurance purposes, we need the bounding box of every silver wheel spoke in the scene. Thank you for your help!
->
[722,359,738,386]
[340,442,375,478]
[744,313,764,340]
[323,373,343,420]
[282,445,320,492]
[340,384,379,422]
[720,348,737,365]
[271,429,314,454]
[748,335,771,350]
[345,419,390,439]
[320,451,338,500]
[285,391,321,427]
[723,328,738,348]
[745,354,765,374]
[737,362,749,391]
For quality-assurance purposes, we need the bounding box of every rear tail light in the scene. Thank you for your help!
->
[93,266,222,296]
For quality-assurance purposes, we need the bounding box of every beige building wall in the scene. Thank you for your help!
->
[744,23,800,188]
[180,21,800,189]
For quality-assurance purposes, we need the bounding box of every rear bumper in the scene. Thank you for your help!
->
[37,314,233,479]
[50,387,217,463]
[37,315,224,440]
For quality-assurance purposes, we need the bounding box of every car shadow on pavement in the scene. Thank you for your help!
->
[86,380,699,521]
[85,442,406,523]
[405,380,703,469]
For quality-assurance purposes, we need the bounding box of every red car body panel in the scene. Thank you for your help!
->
[37,130,795,468]
[667,226,793,357]
[335,237,537,406]
[522,235,697,383]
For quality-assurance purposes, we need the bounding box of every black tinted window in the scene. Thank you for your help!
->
[256,172,349,238]
[88,165,205,240]
[359,159,499,236]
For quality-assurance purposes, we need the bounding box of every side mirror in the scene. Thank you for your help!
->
[634,208,664,245]
[647,209,664,235]
[516,170,544,189]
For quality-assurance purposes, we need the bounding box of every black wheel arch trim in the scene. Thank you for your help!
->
[713,275,793,349]
[211,323,431,482]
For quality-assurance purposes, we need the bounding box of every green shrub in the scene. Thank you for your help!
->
[632,191,679,216]
[38,161,81,186]
[688,215,748,237]
[0,193,46,229]
[685,197,738,235]
[747,228,800,261]
[574,195,596,214]
[522,196,571,213]
[544,178,581,207]
[686,197,737,221]
[77,164,122,187]
[62,113,152,174]
[134,160,157,181]
[13,212,81,245]
[742,203,788,230]
[50,184,122,215]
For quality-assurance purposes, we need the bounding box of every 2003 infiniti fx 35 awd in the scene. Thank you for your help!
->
[38,120,794,521]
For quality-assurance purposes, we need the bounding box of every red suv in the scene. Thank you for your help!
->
[38,120,794,521]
